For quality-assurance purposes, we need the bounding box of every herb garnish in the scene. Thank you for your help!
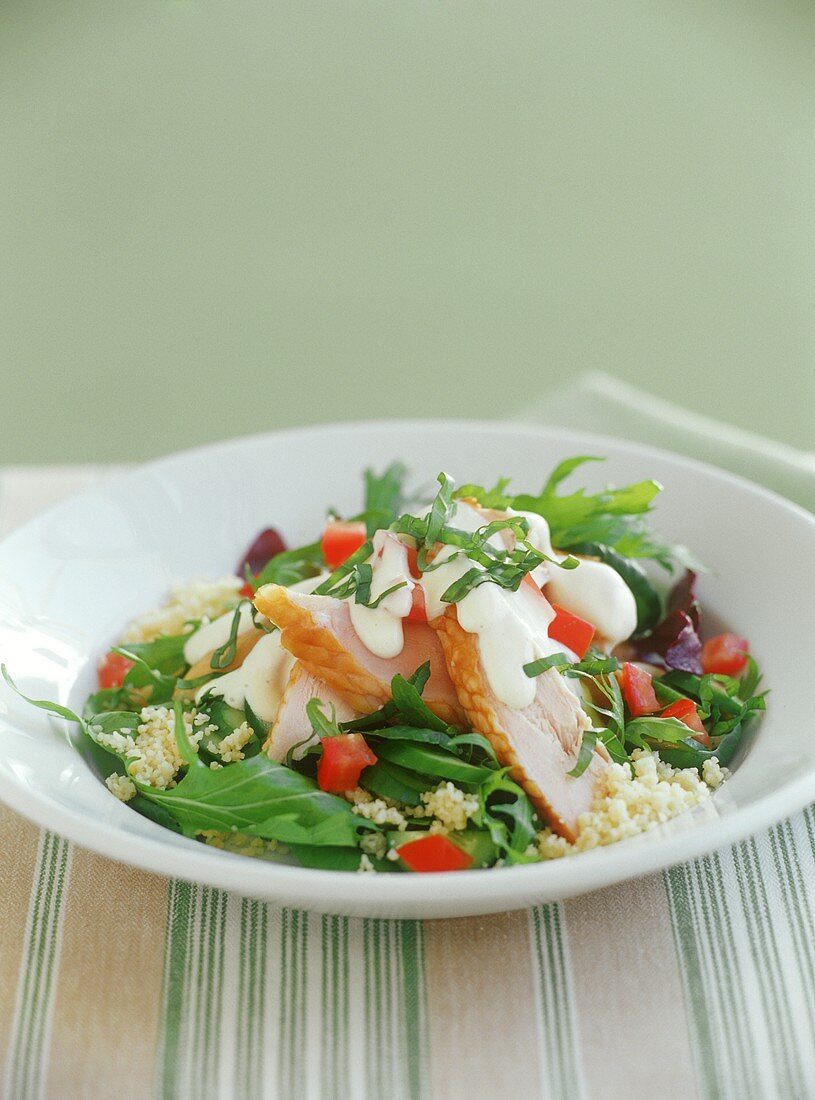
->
[210,603,246,670]
[459,455,699,573]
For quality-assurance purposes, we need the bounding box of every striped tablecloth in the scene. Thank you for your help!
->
[1,449,815,1100]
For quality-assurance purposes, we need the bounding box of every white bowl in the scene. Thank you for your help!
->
[1,421,813,918]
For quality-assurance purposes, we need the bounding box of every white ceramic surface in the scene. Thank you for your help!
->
[0,421,813,919]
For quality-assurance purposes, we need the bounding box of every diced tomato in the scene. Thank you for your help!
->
[620,662,661,716]
[316,734,377,793]
[661,698,707,737]
[97,651,134,690]
[548,603,596,660]
[406,584,427,623]
[405,545,422,579]
[239,580,255,598]
[321,521,368,570]
[237,527,287,577]
[701,632,749,677]
[396,834,474,873]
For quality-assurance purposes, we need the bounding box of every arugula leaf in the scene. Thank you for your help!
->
[460,456,693,571]
[362,760,427,805]
[365,724,453,747]
[116,632,192,676]
[446,732,499,763]
[110,646,177,704]
[624,716,705,746]
[541,455,605,493]
[654,723,745,769]
[305,698,342,740]
[339,663,433,732]
[252,540,324,590]
[362,462,408,535]
[456,477,512,509]
[144,751,361,844]
[372,742,494,785]
[475,770,539,863]
[389,672,451,733]
[2,666,86,727]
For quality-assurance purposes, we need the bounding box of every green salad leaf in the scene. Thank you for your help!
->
[459,455,698,572]
[361,461,408,535]
[252,541,324,590]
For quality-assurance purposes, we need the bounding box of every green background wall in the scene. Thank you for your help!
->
[1,1,813,463]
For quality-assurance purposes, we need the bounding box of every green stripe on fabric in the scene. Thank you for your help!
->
[361,920,427,1100]
[768,819,815,1052]
[530,903,583,1100]
[398,920,428,1100]
[320,915,350,1100]
[4,832,71,1100]
[277,908,311,1100]
[237,898,268,1099]
[732,837,805,1098]
[666,853,759,1100]
[156,882,228,1099]
[156,879,195,1099]
[664,862,721,1097]
[192,887,228,1098]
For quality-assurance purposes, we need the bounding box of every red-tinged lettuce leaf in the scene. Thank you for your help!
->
[664,569,700,628]
[238,527,288,577]
[635,570,703,674]
[662,614,703,674]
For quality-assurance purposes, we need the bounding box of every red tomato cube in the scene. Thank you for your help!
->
[316,734,377,793]
[620,662,661,716]
[396,834,474,872]
[701,633,749,677]
[97,651,134,690]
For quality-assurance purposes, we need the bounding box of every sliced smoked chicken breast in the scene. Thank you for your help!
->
[431,605,608,841]
[264,663,358,763]
[253,584,466,729]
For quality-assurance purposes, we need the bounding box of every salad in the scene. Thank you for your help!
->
[8,458,765,873]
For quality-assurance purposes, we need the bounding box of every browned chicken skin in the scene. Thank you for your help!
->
[253,584,466,729]
[431,606,607,841]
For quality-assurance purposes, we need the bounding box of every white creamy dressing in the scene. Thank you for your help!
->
[515,507,638,649]
[182,571,330,666]
[545,556,637,649]
[348,530,415,659]
[183,602,256,666]
[344,498,639,711]
[184,571,331,723]
[418,502,562,708]
[196,630,294,722]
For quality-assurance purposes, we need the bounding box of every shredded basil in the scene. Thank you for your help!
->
[566,731,598,778]
[210,602,245,670]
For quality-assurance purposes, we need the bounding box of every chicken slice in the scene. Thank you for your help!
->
[264,663,358,762]
[253,584,466,728]
[431,605,607,841]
